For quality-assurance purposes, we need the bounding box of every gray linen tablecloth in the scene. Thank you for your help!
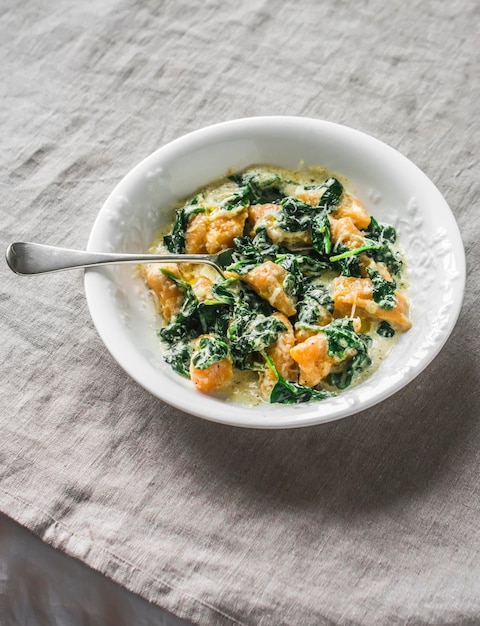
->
[1,1,479,624]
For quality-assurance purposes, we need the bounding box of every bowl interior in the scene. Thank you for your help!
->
[85,117,465,428]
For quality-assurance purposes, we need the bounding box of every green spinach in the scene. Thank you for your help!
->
[296,284,334,327]
[197,301,231,336]
[191,336,230,370]
[377,321,395,338]
[228,171,284,205]
[329,244,363,277]
[363,217,403,275]
[316,177,344,210]
[294,253,331,278]
[277,196,316,232]
[311,210,332,256]
[275,253,305,297]
[228,311,287,368]
[329,241,379,263]
[164,198,206,254]
[276,177,343,237]
[321,318,372,389]
[157,270,199,342]
[366,267,397,310]
[164,340,193,377]
[227,228,281,275]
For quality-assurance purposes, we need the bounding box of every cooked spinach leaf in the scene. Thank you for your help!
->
[311,210,331,256]
[370,245,403,276]
[221,186,253,211]
[363,217,403,275]
[157,271,252,344]
[329,241,379,263]
[303,177,344,210]
[224,258,259,275]
[275,254,305,297]
[294,254,331,278]
[228,311,287,368]
[377,321,395,338]
[164,199,206,253]
[270,378,335,404]
[197,301,231,336]
[321,318,368,358]
[229,228,329,283]
[321,318,372,389]
[191,336,229,370]
[296,284,334,327]
[277,196,315,232]
[210,278,239,305]
[228,171,284,205]
[316,177,344,210]
[266,178,343,239]
[163,340,193,377]
[157,270,231,342]
[227,228,281,274]
[366,267,397,310]
[263,352,335,404]
[241,284,275,316]
[329,244,363,277]
[240,227,281,258]
[211,277,273,316]
[365,216,397,244]
[157,270,199,343]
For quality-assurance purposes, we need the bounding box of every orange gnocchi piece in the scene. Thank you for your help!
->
[190,358,234,393]
[290,333,332,388]
[294,187,323,206]
[227,261,297,317]
[332,275,411,332]
[185,208,248,254]
[190,275,214,301]
[189,334,234,393]
[261,313,298,397]
[205,209,248,254]
[248,203,280,232]
[267,314,297,378]
[185,213,209,254]
[332,192,371,230]
[145,263,184,322]
[329,216,366,250]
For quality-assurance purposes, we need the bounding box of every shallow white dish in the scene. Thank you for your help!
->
[85,116,465,428]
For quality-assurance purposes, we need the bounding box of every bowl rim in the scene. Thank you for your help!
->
[85,115,466,428]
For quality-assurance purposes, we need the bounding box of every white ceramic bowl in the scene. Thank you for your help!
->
[85,116,465,428]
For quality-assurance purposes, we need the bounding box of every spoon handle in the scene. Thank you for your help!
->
[5,242,219,275]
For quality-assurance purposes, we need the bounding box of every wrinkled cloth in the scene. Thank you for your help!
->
[0,513,186,625]
[1,0,479,624]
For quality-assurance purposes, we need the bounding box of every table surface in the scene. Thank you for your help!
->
[1,1,479,624]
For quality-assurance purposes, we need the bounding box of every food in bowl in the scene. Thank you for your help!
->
[140,163,411,405]
[85,116,465,427]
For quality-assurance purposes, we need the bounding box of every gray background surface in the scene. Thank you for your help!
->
[1,1,479,624]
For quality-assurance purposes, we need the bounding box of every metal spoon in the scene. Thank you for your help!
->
[6,242,235,277]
